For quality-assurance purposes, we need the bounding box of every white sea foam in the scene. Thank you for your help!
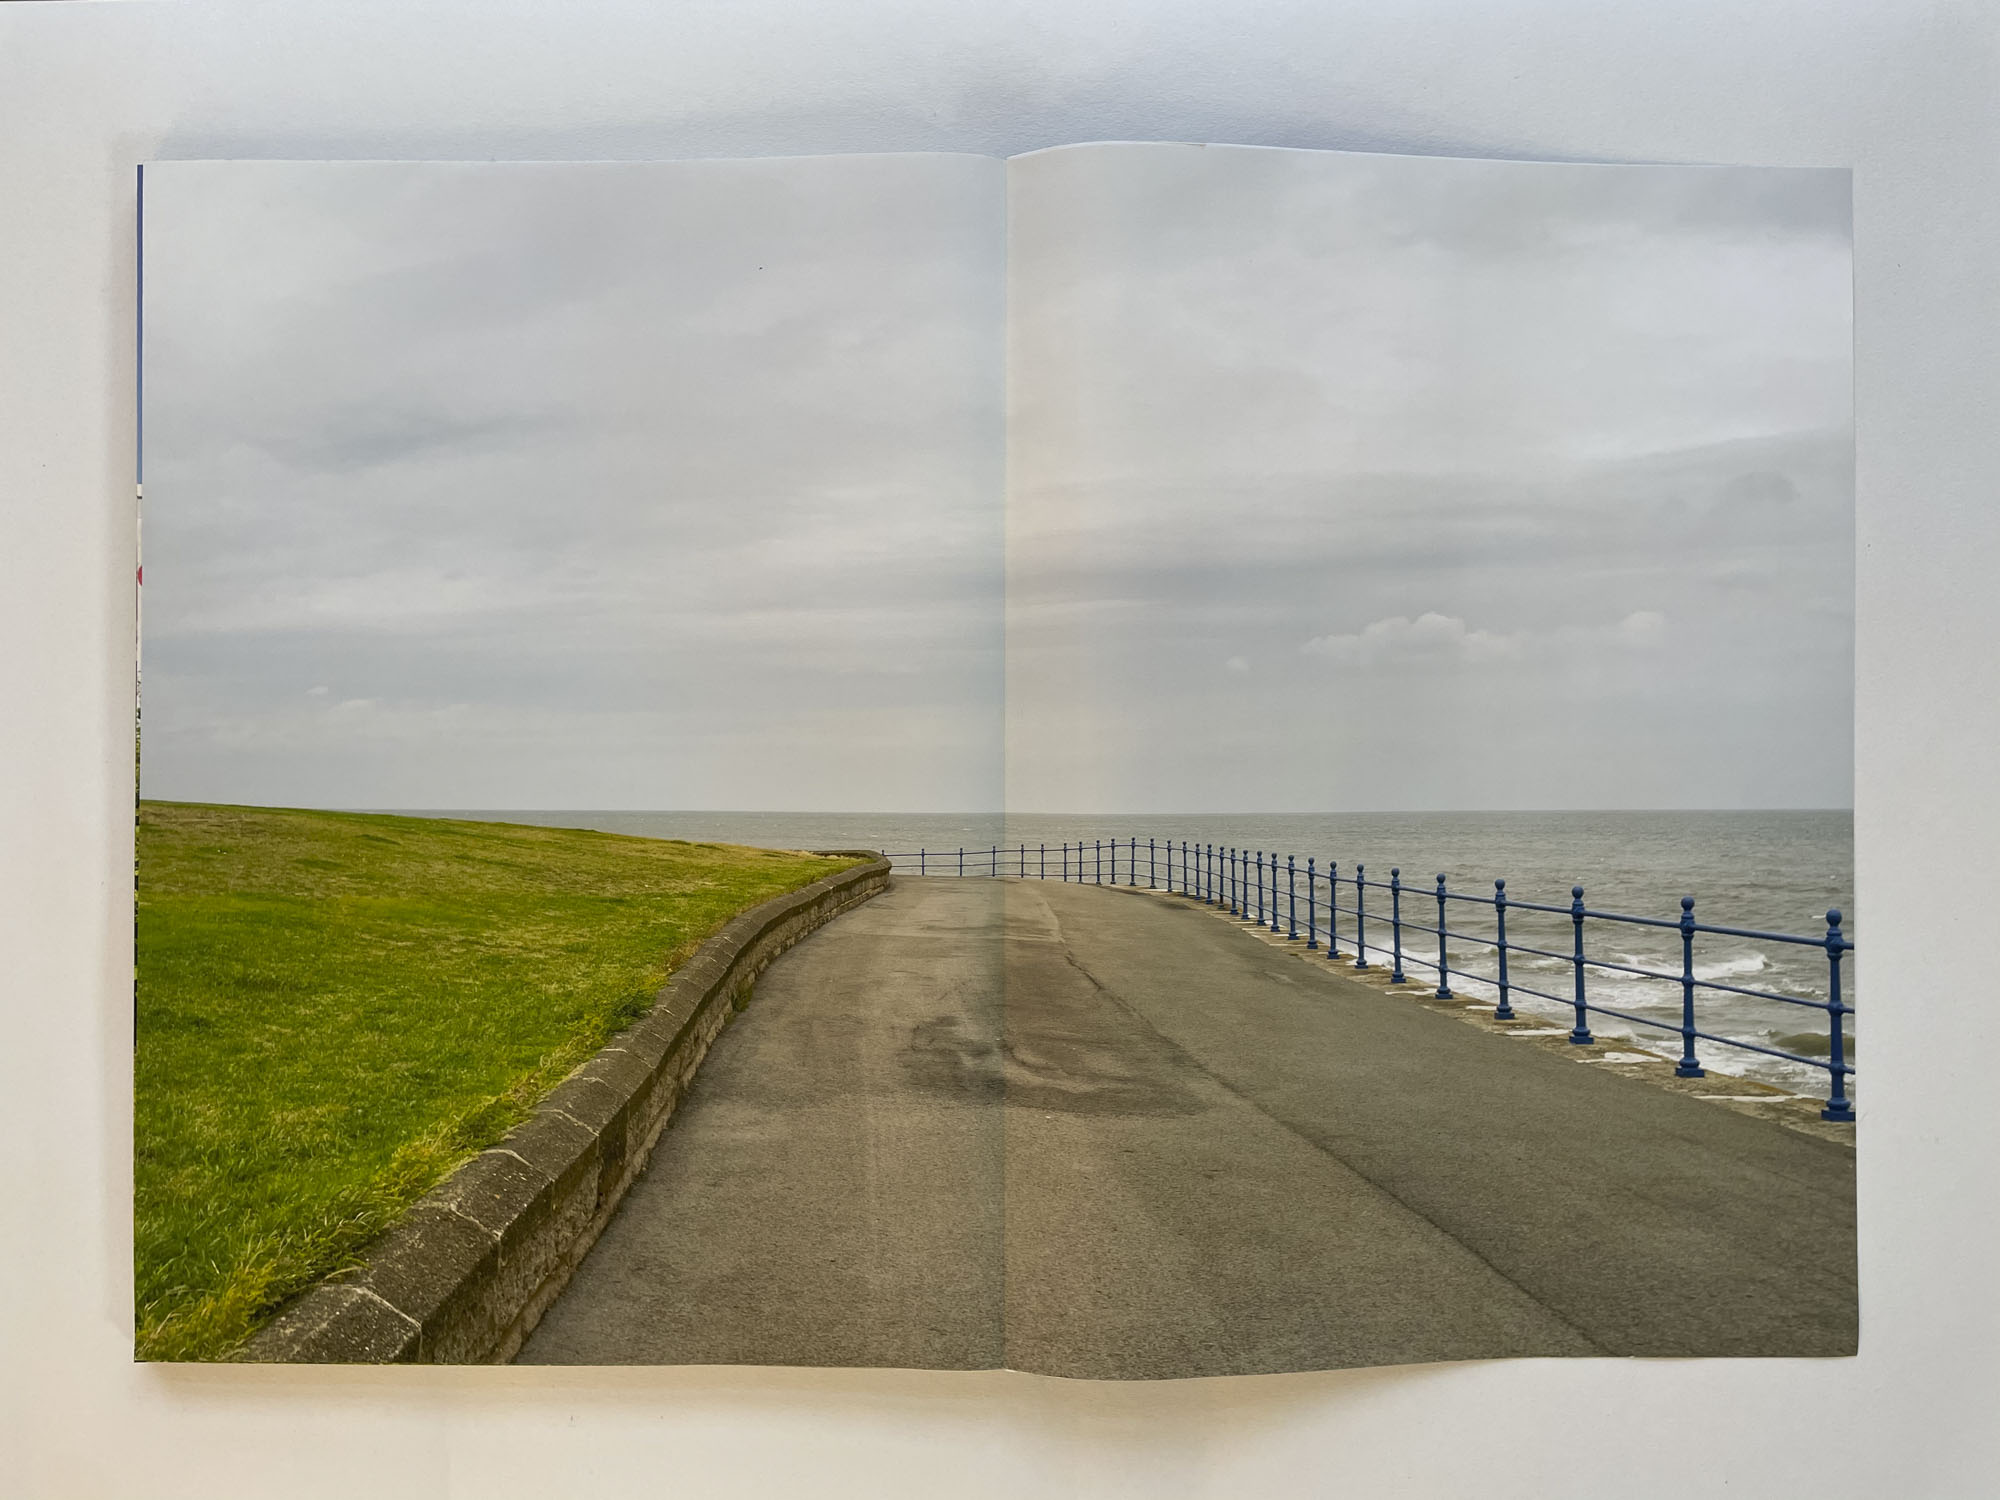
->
[1693,952,1772,982]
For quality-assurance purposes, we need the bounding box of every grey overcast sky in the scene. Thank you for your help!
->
[141,156,1006,811]
[1008,145,1852,812]
[142,145,1850,815]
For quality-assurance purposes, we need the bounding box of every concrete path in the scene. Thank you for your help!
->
[517,877,1856,1376]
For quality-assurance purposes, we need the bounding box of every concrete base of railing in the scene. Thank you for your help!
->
[237,855,890,1364]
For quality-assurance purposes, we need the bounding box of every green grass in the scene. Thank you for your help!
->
[134,801,857,1362]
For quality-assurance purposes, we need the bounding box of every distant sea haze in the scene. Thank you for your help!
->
[404,808,1854,1097]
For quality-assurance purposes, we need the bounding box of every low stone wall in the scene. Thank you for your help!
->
[239,855,891,1364]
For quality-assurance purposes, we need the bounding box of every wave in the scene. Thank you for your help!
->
[1693,952,1771,982]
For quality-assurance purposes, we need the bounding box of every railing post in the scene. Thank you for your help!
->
[990,844,997,877]
[1353,864,1370,968]
[1150,837,1156,889]
[1390,869,1405,982]
[1255,852,1265,926]
[1040,844,1046,879]
[1019,843,1025,878]
[958,847,964,878]
[1676,896,1703,1076]
[1306,858,1318,947]
[920,848,926,876]
[1434,875,1452,998]
[1130,837,1138,887]
[1493,879,1513,1019]
[1328,862,1340,957]
[1287,856,1299,939]
[1822,909,1854,1121]
[1568,885,1593,1044]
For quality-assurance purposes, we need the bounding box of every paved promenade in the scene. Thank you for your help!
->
[517,877,1856,1376]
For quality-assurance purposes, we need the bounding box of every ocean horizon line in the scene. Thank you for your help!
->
[363,805,1855,819]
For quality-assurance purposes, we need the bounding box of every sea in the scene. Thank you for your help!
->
[414,808,1855,1101]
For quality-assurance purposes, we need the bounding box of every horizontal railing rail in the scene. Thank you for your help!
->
[870,835,1855,1122]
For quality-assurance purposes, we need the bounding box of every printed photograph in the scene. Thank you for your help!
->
[136,145,1854,1373]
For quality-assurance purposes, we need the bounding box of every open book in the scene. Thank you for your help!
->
[137,143,1855,1373]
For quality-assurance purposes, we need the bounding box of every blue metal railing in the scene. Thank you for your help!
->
[872,837,1856,1122]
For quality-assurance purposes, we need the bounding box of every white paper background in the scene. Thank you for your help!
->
[2,1,1993,1494]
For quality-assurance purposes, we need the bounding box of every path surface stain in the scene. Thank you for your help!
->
[901,1013,1002,1103]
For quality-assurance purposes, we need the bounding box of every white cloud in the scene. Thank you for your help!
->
[1615,610,1668,647]
[1301,610,1671,669]
[1302,612,1523,666]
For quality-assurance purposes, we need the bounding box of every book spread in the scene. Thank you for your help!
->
[135,142,1856,1374]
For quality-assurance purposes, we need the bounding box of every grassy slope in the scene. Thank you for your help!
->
[134,801,857,1361]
